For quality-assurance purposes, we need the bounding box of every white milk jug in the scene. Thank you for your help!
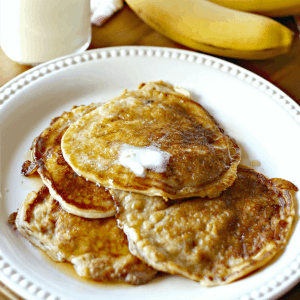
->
[0,0,91,65]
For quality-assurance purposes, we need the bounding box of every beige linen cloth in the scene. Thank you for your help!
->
[91,0,124,26]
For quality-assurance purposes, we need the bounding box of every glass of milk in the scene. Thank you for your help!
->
[0,0,91,65]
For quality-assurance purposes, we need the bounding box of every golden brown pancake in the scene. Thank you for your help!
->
[14,186,157,284]
[61,81,241,200]
[32,104,116,218]
[111,167,297,286]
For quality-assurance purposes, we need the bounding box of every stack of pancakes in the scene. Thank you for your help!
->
[11,81,298,286]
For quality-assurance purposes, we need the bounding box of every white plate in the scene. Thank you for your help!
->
[1,46,300,300]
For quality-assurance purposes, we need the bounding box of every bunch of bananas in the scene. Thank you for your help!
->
[126,0,299,59]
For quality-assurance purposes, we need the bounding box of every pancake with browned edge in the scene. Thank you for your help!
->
[111,167,297,286]
[14,186,157,284]
[62,81,241,200]
[32,104,116,218]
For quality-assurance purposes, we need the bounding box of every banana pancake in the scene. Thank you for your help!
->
[14,186,157,284]
[111,167,297,286]
[61,81,241,200]
[33,104,116,218]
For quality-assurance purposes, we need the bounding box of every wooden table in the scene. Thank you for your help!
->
[1,4,300,300]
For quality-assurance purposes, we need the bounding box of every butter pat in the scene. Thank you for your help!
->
[118,144,171,177]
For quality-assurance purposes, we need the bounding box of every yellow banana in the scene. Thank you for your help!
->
[126,0,294,60]
[207,0,300,17]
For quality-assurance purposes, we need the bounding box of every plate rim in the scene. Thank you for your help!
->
[1,45,300,300]
[1,45,300,112]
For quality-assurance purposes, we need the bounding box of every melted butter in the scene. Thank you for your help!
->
[250,160,261,167]
[20,173,44,191]
[37,249,131,288]
[118,144,171,176]
[21,149,44,190]
[23,149,33,161]
[37,248,169,287]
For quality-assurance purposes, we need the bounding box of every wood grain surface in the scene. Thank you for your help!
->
[1,4,300,300]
